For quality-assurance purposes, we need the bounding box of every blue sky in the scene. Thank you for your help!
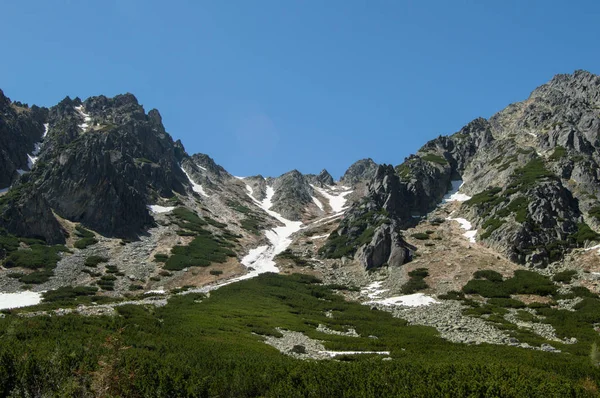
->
[1,1,598,178]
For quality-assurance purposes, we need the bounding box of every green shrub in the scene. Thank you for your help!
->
[42,286,98,303]
[463,270,556,298]
[154,254,169,263]
[19,270,54,284]
[473,270,503,282]
[209,270,224,276]
[401,268,429,294]
[553,270,577,283]
[420,153,448,165]
[411,233,430,240]
[487,298,526,308]
[571,223,600,245]
[84,255,108,267]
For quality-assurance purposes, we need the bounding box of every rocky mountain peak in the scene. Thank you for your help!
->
[340,158,378,185]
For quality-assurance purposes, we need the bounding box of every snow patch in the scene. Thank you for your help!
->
[197,184,304,290]
[311,185,353,213]
[0,291,43,310]
[447,216,477,243]
[16,169,26,176]
[148,205,175,214]
[443,180,472,202]
[74,105,92,131]
[318,350,390,357]
[361,281,389,299]
[42,123,49,138]
[585,244,600,252]
[367,293,438,307]
[0,187,8,194]
[181,167,209,197]
[311,234,330,240]
[312,196,324,211]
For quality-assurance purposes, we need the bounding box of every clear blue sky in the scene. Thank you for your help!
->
[1,1,598,178]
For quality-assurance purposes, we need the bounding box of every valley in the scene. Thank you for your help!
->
[1,71,600,395]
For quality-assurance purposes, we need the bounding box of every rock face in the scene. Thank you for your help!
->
[0,89,48,188]
[270,170,314,220]
[305,169,334,187]
[1,94,190,242]
[326,70,600,268]
[340,158,378,185]
[320,165,416,269]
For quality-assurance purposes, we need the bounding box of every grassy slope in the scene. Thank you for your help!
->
[0,273,598,397]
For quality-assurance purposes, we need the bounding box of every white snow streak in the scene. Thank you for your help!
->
[361,281,389,299]
[311,234,330,240]
[311,185,353,213]
[367,293,438,307]
[74,105,92,131]
[442,180,472,203]
[148,205,175,214]
[16,169,26,176]
[312,196,324,211]
[0,291,43,310]
[181,167,209,197]
[585,244,600,252]
[318,350,390,357]
[447,217,477,243]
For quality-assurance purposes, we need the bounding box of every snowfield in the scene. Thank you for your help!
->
[367,293,439,307]
[148,205,176,214]
[239,186,303,276]
[74,105,92,131]
[361,281,389,299]
[443,180,472,202]
[312,196,324,211]
[447,216,477,243]
[0,291,43,310]
[311,185,353,213]
[181,167,210,197]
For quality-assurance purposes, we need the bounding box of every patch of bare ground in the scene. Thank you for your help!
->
[512,294,554,305]
[402,204,521,294]
[560,248,600,293]
[163,257,246,290]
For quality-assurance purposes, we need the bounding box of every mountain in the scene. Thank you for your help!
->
[3,71,600,396]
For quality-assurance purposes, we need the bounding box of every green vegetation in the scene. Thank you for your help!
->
[73,225,98,249]
[419,153,448,165]
[320,208,389,259]
[553,270,577,283]
[135,157,153,164]
[84,255,108,267]
[401,268,429,294]
[463,269,557,298]
[153,253,169,263]
[473,269,503,282]
[550,146,567,161]
[42,286,98,303]
[465,187,503,207]
[164,230,236,271]
[1,235,69,284]
[161,207,238,270]
[481,217,505,239]
[411,232,430,240]
[209,269,223,276]
[4,244,66,270]
[0,273,597,396]
[589,206,600,222]
[508,158,556,190]
[572,223,600,245]
[97,274,117,291]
